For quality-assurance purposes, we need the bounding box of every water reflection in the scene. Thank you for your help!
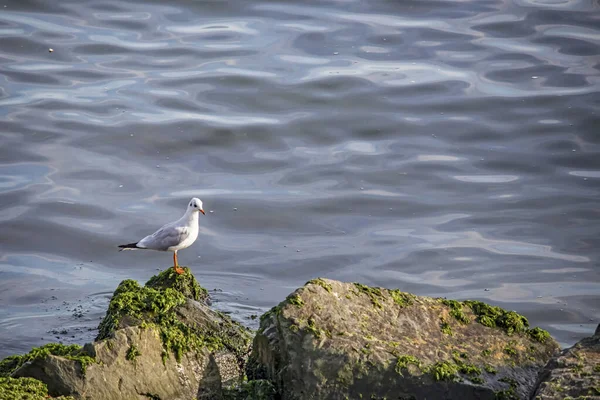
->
[0,0,598,358]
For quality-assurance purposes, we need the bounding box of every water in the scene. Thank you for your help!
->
[0,0,599,359]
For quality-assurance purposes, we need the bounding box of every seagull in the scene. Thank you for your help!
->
[118,198,205,274]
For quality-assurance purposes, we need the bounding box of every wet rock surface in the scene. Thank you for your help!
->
[2,271,595,400]
[247,278,561,400]
[2,267,252,400]
[533,323,600,400]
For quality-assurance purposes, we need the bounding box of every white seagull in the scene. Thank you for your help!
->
[119,197,205,274]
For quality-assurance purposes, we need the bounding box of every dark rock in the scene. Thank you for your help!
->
[532,324,600,399]
[223,379,276,400]
[247,278,560,400]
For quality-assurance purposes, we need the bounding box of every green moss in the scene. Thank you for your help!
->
[259,305,281,326]
[451,350,481,376]
[145,267,208,302]
[464,300,531,336]
[504,345,517,356]
[0,377,76,400]
[353,283,383,309]
[0,356,21,377]
[126,344,141,362]
[495,376,520,399]
[306,278,333,293]
[288,294,305,307]
[499,376,519,388]
[394,355,421,376]
[594,363,600,373]
[440,299,470,324]
[484,364,497,374]
[527,327,550,343]
[222,379,276,400]
[428,361,459,382]
[96,269,250,364]
[451,350,468,361]
[481,349,492,357]
[571,363,584,375]
[470,376,484,384]
[0,343,96,377]
[495,389,518,400]
[459,363,482,376]
[440,318,453,336]
[499,311,529,335]
[307,317,323,338]
[389,290,415,308]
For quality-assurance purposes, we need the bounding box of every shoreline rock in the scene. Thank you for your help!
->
[0,269,597,399]
[532,326,600,399]
[2,267,252,400]
[247,278,560,400]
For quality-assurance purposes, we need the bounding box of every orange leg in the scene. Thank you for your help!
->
[173,252,184,274]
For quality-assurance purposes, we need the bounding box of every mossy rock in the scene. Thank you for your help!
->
[222,379,277,400]
[0,377,75,400]
[532,324,600,400]
[95,266,240,365]
[248,278,560,400]
[145,266,209,303]
[4,266,252,399]
[0,343,95,378]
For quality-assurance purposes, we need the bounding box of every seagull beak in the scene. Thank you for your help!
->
[200,209,205,215]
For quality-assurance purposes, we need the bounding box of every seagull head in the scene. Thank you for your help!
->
[188,197,205,215]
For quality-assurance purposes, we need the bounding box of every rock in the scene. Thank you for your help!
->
[247,278,560,400]
[145,267,209,305]
[532,323,600,399]
[222,379,276,400]
[4,267,252,400]
[0,376,75,399]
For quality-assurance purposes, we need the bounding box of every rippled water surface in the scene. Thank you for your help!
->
[1,0,599,358]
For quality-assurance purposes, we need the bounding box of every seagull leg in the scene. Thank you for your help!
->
[173,251,184,275]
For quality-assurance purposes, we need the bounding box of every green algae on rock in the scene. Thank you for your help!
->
[394,355,421,376]
[223,379,276,400]
[306,278,333,293]
[0,343,95,378]
[0,377,75,400]
[533,324,600,400]
[145,266,209,302]
[125,344,141,362]
[8,266,252,400]
[248,278,560,400]
[95,266,247,364]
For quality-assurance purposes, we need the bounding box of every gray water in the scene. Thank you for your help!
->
[0,0,599,359]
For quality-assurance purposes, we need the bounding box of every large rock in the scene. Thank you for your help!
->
[248,278,560,400]
[532,323,600,399]
[3,267,252,400]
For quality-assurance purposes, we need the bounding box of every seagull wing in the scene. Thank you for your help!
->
[137,224,190,251]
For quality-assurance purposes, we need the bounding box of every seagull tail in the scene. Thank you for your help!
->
[118,242,140,251]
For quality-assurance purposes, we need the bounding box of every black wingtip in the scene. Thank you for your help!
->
[118,242,139,251]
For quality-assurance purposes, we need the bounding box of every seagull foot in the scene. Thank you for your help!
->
[174,266,185,275]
